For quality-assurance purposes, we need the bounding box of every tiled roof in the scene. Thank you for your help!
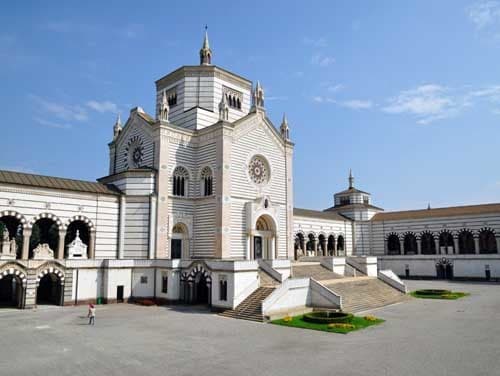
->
[0,170,120,195]
[293,208,350,222]
[371,203,500,221]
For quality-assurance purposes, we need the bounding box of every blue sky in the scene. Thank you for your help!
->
[1,0,500,211]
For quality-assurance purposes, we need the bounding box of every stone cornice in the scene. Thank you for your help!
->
[155,65,252,91]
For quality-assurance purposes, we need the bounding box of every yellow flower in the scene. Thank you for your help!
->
[328,323,355,330]
[283,316,293,322]
[364,315,378,321]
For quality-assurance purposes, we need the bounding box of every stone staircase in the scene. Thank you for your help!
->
[219,287,275,322]
[324,277,409,313]
[291,262,342,281]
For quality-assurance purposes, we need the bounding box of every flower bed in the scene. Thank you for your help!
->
[272,314,384,334]
[302,311,353,324]
[411,290,469,300]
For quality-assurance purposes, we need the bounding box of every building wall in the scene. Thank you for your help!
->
[113,112,154,174]
[229,114,289,259]
[0,184,119,259]
[293,215,353,255]
[368,213,500,256]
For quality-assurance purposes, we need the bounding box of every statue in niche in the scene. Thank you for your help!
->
[9,238,17,255]
[2,228,9,242]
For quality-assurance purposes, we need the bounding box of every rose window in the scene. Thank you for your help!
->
[248,156,270,185]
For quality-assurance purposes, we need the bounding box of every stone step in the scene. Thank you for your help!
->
[218,286,275,323]
[324,277,408,313]
[291,263,342,281]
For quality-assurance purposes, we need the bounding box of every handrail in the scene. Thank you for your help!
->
[257,259,283,283]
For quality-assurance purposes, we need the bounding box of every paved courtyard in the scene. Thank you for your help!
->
[0,280,498,376]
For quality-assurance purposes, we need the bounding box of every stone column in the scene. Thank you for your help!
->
[312,239,318,256]
[399,239,403,255]
[417,239,422,255]
[321,239,327,256]
[497,236,500,254]
[57,229,66,259]
[453,237,460,255]
[270,237,275,260]
[88,230,96,259]
[300,238,306,256]
[22,229,31,260]
[474,236,480,254]
[434,238,440,255]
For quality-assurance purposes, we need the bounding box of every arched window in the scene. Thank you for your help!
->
[200,167,213,196]
[439,231,454,254]
[337,235,345,254]
[479,229,497,254]
[306,233,315,251]
[403,233,417,255]
[386,234,401,255]
[173,166,189,197]
[327,235,335,256]
[420,232,436,255]
[458,230,475,254]
[318,234,326,256]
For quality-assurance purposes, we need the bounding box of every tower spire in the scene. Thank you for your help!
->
[199,26,212,65]
[113,113,122,140]
[280,113,290,140]
[348,169,354,189]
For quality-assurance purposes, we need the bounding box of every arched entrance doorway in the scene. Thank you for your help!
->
[0,274,25,308]
[36,273,63,306]
[194,273,209,305]
[436,258,453,280]
[180,266,212,306]
[252,215,277,260]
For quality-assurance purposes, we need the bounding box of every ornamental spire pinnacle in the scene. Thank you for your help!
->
[280,113,290,140]
[199,26,212,65]
[113,113,122,140]
[348,169,354,189]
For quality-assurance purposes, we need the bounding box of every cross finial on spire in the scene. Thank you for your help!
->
[348,169,354,189]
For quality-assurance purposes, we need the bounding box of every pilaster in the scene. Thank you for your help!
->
[284,141,294,259]
[22,229,31,260]
[153,121,171,259]
[215,124,233,258]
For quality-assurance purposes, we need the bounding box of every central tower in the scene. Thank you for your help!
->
[155,31,252,130]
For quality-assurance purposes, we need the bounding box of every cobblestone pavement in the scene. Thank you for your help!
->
[0,280,498,376]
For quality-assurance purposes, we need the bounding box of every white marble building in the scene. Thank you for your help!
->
[0,33,498,311]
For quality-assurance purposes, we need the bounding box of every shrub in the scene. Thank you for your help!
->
[303,311,354,324]
[364,315,379,322]
[135,298,156,306]
[414,289,451,296]
[283,315,293,322]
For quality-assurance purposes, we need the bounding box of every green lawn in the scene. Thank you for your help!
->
[410,291,469,300]
[271,314,384,334]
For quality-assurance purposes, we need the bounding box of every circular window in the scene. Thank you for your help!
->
[248,155,270,186]
[124,136,144,168]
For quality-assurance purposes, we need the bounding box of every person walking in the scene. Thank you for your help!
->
[88,304,96,325]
